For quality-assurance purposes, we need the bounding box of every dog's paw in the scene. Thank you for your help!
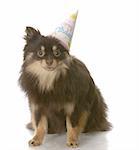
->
[28,137,42,147]
[67,139,78,148]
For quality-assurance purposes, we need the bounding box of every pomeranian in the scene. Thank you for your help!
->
[19,27,111,148]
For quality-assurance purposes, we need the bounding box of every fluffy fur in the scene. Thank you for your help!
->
[19,27,111,147]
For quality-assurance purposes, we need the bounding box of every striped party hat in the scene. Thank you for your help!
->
[52,11,78,50]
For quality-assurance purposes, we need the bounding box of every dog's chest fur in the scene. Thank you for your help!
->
[25,61,68,92]
[38,70,58,91]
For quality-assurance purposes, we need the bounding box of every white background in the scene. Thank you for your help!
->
[0,0,139,150]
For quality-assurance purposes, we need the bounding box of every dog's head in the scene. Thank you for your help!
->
[23,27,71,71]
[22,27,72,91]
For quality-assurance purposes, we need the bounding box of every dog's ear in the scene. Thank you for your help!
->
[24,26,41,42]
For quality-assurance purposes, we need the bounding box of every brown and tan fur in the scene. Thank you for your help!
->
[19,27,111,148]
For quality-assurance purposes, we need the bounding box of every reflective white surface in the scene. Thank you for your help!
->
[0,0,139,149]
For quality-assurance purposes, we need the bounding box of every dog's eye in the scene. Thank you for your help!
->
[53,49,61,57]
[37,49,45,58]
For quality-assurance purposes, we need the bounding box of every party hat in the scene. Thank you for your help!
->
[52,11,78,50]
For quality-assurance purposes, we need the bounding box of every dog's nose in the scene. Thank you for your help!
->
[46,59,53,66]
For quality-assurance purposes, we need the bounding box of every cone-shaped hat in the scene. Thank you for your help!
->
[52,11,78,50]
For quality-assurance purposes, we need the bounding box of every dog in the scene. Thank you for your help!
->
[19,27,111,148]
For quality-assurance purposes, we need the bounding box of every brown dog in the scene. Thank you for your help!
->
[19,27,111,148]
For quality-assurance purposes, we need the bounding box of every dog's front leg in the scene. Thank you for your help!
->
[28,111,47,147]
[66,111,89,148]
